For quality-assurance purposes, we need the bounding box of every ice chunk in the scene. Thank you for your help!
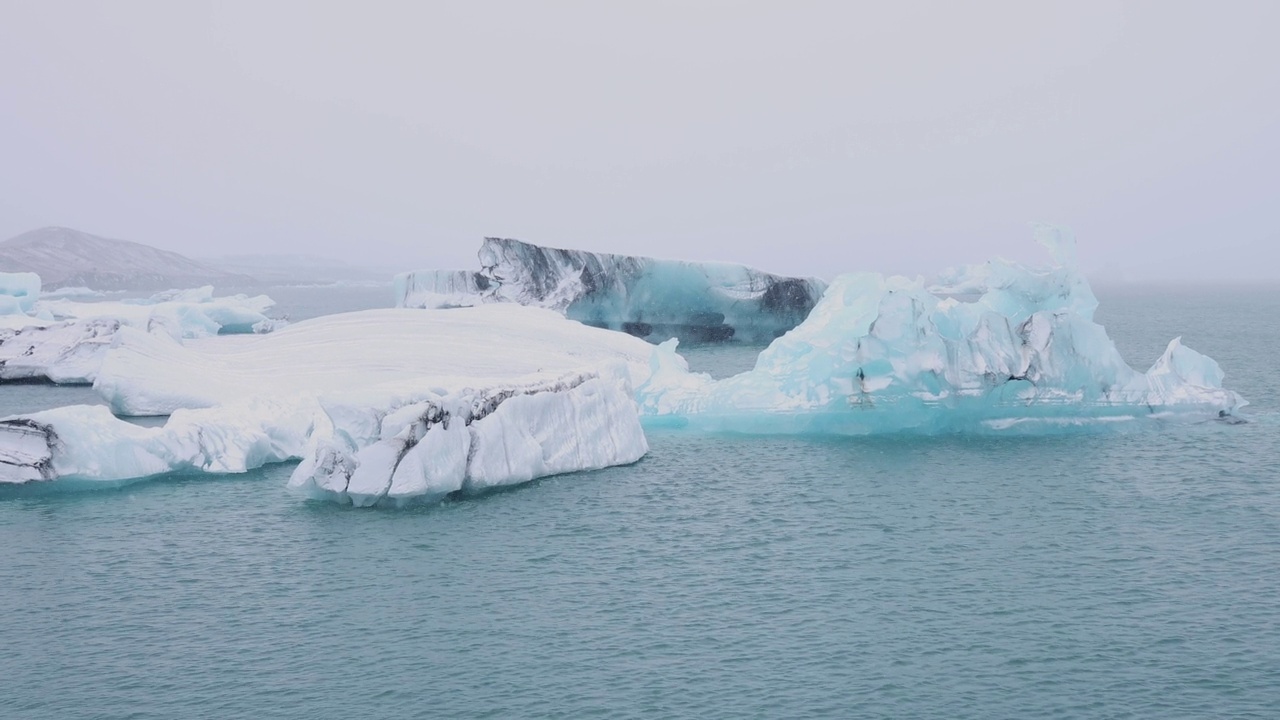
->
[290,371,647,506]
[36,285,281,338]
[0,286,286,384]
[397,237,828,344]
[1,369,647,503]
[39,286,103,300]
[1,304,656,495]
[0,397,318,484]
[0,271,41,314]
[393,270,488,309]
[637,233,1245,433]
[93,304,659,416]
[0,319,121,383]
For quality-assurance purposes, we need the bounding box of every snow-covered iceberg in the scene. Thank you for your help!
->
[1,305,657,502]
[636,229,1245,433]
[396,237,828,344]
[92,305,657,416]
[36,285,283,337]
[0,282,285,383]
[0,319,121,383]
[290,371,646,506]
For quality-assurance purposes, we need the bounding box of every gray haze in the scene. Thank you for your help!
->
[2,1,1276,281]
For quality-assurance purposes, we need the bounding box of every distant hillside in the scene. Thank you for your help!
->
[202,253,394,285]
[0,227,257,290]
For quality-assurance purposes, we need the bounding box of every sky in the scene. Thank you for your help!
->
[1,0,1277,281]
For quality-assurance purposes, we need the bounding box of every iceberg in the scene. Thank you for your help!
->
[0,271,41,314]
[396,237,828,344]
[1,305,656,500]
[0,282,286,384]
[36,285,283,337]
[0,319,120,383]
[92,305,657,416]
[290,371,646,506]
[636,229,1245,433]
[0,371,647,502]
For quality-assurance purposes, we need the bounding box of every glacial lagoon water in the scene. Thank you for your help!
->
[2,283,1278,718]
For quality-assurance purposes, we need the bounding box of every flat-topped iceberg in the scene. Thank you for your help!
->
[1,305,657,501]
[93,305,657,415]
[637,229,1244,433]
[396,237,827,344]
[0,282,285,383]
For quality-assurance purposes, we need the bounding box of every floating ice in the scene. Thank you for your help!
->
[637,230,1245,433]
[290,371,647,506]
[0,271,41,314]
[36,285,283,338]
[0,319,120,383]
[0,283,285,383]
[1,305,656,498]
[397,237,827,344]
[92,304,658,416]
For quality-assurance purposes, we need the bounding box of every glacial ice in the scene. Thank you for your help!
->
[636,230,1245,433]
[0,281,285,383]
[92,305,658,416]
[0,271,41,314]
[1,305,656,499]
[396,237,828,344]
[35,285,283,338]
[290,371,647,506]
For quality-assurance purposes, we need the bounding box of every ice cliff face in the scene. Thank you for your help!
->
[396,237,828,344]
[1,370,647,504]
[636,229,1245,433]
[290,372,647,507]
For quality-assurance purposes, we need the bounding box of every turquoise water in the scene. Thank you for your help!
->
[2,285,1278,718]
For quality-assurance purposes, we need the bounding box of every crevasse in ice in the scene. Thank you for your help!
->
[636,228,1245,433]
[396,237,828,344]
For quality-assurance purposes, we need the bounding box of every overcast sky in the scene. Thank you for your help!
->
[1,1,1276,281]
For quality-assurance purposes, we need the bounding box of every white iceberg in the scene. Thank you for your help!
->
[396,237,828,344]
[290,371,646,506]
[92,305,657,416]
[637,229,1245,433]
[36,285,283,338]
[0,319,120,383]
[0,283,286,384]
[1,305,657,501]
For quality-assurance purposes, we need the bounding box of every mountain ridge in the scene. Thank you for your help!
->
[0,227,256,290]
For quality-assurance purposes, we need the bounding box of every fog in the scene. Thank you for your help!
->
[1,1,1276,281]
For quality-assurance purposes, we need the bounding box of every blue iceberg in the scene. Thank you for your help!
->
[637,229,1245,434]
[396,237,828,344]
